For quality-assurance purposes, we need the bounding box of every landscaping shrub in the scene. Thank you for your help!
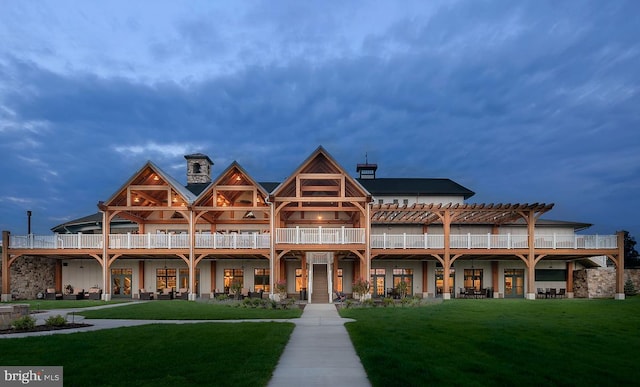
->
[45,315,68,327]
[11,315,36,330]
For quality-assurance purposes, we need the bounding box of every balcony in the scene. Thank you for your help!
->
[8,232,616,250]
[275,227,366,245]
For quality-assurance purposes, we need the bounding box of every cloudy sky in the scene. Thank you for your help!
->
[1,1,638,239]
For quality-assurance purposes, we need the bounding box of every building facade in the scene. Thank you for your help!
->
[1,147,626,302]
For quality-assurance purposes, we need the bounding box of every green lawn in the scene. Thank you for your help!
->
[78,300,303,320]
[0,322,294,387]
[340,298,640,387]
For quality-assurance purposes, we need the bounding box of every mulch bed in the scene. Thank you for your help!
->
[0,323,93,335]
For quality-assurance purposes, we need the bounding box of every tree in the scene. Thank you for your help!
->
[623,230,640,268]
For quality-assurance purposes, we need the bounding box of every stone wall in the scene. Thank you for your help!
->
[2,256,57,300]
[573,268,640,298]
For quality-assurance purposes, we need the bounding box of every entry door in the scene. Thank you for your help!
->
[504,269,524,298]
[111,269,132,298]
[371,270,386,298]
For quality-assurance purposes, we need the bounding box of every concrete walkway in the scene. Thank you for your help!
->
[268,303,370,387]
[3,302,372,386]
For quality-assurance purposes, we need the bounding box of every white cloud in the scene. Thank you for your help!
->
[113,141,204,159]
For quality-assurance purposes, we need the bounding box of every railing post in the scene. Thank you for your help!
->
[168,234,172,249]
[467,233,471,249]
[341,226,345,244]
[147,233,151,249]
[552,233,556,249]
[507,233,511,249]
[213,234,217,249]
[253,232,257,248]
[596,234,599,249]
[296,226,300,244]
[424,233,428,249]
[403,233,407,249]
[487,233,490,249]
[383,233,387,249]
[318,226,322,244]
[574,234,578,249]
[29,234,33,249]
[54,233,59,249]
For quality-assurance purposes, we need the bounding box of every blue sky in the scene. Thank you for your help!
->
[1,1,638,238]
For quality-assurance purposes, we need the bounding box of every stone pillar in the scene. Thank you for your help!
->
[1,231,10,301]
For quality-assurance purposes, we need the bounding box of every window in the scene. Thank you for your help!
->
[156,268,177,291]
[435,266,455,296]
[193,162,201,173]
[378,199,384,205]
[535,269,567,281]
[393,268,413,296]
[336,268,343,292]
[464,269,483,290]
[254,268,270,292]
[403,199,409,205]
[224,268,244,292]
[295,268,308,291]
[393,199,399,205]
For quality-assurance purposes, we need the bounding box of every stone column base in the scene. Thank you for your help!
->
[103,293,112,301]
[614,293,626,300]
[525,293,536,300]
[442,293,451,300]
[1,294,11,302]
[567,292,574,299]
[493,292,501,299]
[188,293,197,301]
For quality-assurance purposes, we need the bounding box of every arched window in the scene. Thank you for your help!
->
[193,163,201,174]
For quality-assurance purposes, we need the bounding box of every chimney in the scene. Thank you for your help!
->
[185,153,213,184]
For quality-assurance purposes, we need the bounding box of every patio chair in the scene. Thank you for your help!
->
[157,288,174,300]
[87,287,102,300]
[175,287,189,300]
[557,288,566,298]
[537,288,545,299]
[139,289,154,300]
[550,288,557,298]
[45,288,63,300]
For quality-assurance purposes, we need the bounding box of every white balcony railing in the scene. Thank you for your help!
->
[275,227,366,244]
[8,232,617,250]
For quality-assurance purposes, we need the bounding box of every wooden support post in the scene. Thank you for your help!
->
[492,261,499,298]
[211,260,217,294]
[139,260,145,291]
[422,261,429,298]
[566,261,574,298]
[526,210,536,299]
[443,211,451,299]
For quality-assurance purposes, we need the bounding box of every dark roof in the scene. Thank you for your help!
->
[259,182,281,193]
[51,212,133,233]
[186,183,211,196]
[357,178,475,199]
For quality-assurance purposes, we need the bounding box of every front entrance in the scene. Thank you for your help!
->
[504,269,524,298]
[371,268,386,298]
[111,268,132,298]
[311,264,329,303]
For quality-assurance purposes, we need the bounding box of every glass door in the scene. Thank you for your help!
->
[111,268,132,298]
[370,268,386,298]
[504,269,524,298]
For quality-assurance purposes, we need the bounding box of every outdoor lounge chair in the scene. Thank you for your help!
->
[45,288,63,300]
[139,289,154,300]
[157,288,174,300]
[334,290,346,303]
[63,289,84,300]
[87,287,102,300]
[557,288,566,298]
[175,288,189,300]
